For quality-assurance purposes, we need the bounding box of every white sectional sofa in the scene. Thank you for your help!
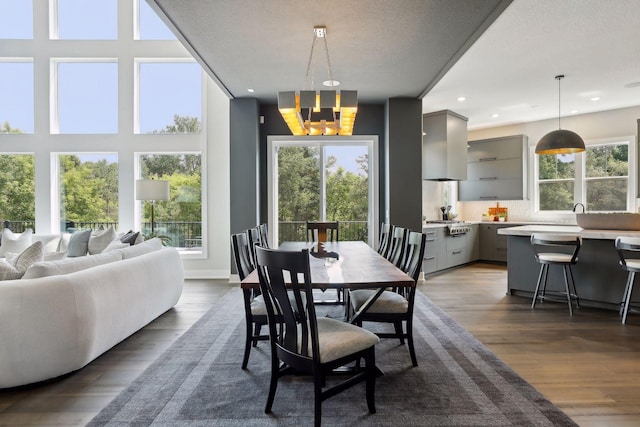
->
[0,239,184,388]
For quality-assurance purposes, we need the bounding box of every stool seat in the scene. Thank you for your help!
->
[615,236,640,324]
[530,233,582,315]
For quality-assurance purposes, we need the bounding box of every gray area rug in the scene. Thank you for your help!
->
[89,288,577,426]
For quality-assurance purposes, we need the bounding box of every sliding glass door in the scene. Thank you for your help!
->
[267,136,378,246]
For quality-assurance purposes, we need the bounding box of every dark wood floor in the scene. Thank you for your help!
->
[1,263,640,426]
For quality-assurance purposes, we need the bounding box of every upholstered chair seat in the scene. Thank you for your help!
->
[350,289,409,314]
[298,317,379,363]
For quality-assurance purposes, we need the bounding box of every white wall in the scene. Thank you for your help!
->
[423,105,640,223]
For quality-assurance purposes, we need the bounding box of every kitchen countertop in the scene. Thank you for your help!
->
[497,224,640,240]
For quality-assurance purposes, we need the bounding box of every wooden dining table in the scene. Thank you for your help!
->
[240,241,415,324]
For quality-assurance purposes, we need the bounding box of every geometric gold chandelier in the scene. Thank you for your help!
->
[277,26,357,136]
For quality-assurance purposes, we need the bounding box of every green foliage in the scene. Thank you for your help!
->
[150,114,201,134]
[0,154,35,221]
[0,121,23,134]
[277,146,320,221]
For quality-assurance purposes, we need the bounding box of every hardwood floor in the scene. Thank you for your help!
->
[1,264,640,426]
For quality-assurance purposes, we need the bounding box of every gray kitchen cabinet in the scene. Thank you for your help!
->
[422,227,444,274]
[479,223,511,262]
[459,134,528,201]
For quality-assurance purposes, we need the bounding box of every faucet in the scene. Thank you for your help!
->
[572,203,585,213]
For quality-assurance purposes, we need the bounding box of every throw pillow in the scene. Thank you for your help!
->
[0,241,43,280]
[120,230,140,246]
[0,228,33,257]
[0,260,21,281]
[67,230,92,257]
[88,226,117,255]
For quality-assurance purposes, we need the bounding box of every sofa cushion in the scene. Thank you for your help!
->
[32,234,62,253]
[43,251,67,261]
[22,250,123,279]
[0,228,33,257]
[101,240,129,253]
[118,237,163,259]
[67,230,92,257]
[0,260,21,280]
[88,226,117,255]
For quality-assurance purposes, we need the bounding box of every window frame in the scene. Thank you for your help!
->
[534,136,636,216]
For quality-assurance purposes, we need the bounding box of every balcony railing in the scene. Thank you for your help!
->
[2,220,202,250]
[278,220,368,245]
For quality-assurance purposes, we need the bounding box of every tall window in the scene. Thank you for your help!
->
[57,154,119,232]
[0,61,34,134]
[269,137,377,245]
[139,153,202,250]
[52,60,118,134]
[0,154,35,232]
[53,0,117,40]
[537,139,632,212]
[0,1,32,39]
[137,0,176,40]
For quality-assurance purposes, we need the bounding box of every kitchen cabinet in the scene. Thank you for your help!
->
[422,110,468,181]
[459,134,528,201]
[479,223,511,262]
[422,227,444,274]
[423,224,479,274]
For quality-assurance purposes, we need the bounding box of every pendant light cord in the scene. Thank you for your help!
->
[556,74,564,130]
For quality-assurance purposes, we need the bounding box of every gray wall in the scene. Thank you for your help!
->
[385,98,422,231]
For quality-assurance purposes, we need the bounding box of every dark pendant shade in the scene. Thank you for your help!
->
[535,129,585,155]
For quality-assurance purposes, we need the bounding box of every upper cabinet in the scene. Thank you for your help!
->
[422,110,468,181]
[459,134,528,201]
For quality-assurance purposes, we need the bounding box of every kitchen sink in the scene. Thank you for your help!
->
[575,213,640,230]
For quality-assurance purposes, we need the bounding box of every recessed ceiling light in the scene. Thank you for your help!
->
[570,110,579,114]
[457,96,466,102]
[491,114,499,118]
[323,80,340,87]
[247,88,255,93]
[590,97,600,101]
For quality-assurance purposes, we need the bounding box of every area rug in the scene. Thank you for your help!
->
[88,288,577,426]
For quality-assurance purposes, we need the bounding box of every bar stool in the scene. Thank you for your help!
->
[615,236,640,324]
[530,233,582,315]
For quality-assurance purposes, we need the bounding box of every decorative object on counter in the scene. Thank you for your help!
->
[535,75,585,155]
[487,202,508,221]
[576,212,640,230]
[277,26,357,136]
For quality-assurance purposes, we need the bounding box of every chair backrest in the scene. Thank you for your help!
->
[258,223,270,248]
[387,226,408,267]
[377,223,394,258]
[247,226,262,266]
[615,236,640,269]
[255,246,320,365]
[530,233,582,263]
[231,232,254,280]
[402,231,427,282]
[306,221,339,243]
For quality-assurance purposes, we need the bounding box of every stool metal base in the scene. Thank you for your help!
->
[532,263,580,315]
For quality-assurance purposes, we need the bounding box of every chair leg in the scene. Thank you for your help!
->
[253,323,262,346]
[242,319,253,369]
[314,376,323,427]
[622,272,635,324]
[567,265,580,307]
[406,319,417,367]
[562,265,573,316]
[265,347,279,414]
[365,348,376,414]
[394,321,404,345]
[532,264,546,308]
[621,272,633,316]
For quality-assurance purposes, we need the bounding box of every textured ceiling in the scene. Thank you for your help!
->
[150,0,510,103]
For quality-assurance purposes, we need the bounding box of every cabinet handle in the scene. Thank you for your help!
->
[424,256,435,260]
[426,238,436,242]
[479,157,497,162]
[479,177,497,181]
[452,250,463,255]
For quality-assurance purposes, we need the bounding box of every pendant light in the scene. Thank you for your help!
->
[535,75,585,155]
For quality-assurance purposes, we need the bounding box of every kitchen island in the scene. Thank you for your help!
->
[498,225,640,311]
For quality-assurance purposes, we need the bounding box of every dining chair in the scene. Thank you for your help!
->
[349,230,426,366]
[386,226,408,268]
[377,223,394,258]
[306,221,339,243]
[530,233,582,316]
[254,246,378,427]
[231,231,269,369]
[258,223,270,248]
[247,226,262,267]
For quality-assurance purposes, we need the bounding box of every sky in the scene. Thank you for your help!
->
[0,0,199,136]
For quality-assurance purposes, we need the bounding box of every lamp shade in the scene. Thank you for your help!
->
[535,129,586,155]
[136,179,170,201]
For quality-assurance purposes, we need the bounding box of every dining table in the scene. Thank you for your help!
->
[240,240,415,324]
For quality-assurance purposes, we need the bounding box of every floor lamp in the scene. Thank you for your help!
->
[136,179,170,234]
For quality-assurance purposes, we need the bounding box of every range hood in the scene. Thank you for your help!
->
[422,110,468,181]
